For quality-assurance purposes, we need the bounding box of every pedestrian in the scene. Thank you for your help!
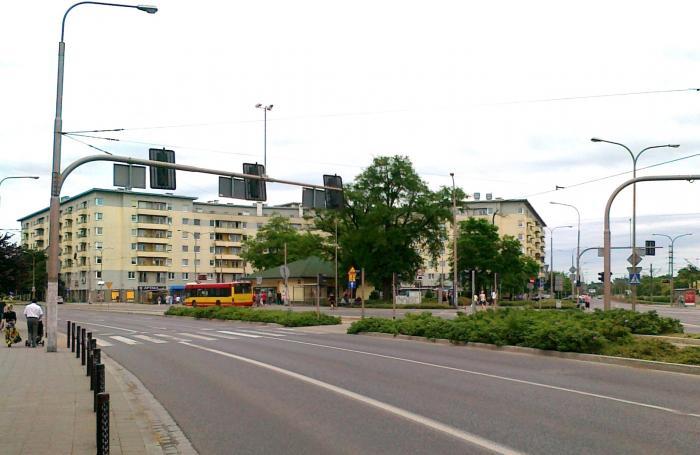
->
[479,290,486,309]
[261,292,267,306]
[491,290,498,307]
[254,292,261,307]
[165,294,172,305]
[328,293,336,310]
[24,299,43,348]
[2,304,18,348]
[175,295,181,305]
[157,296,162,305]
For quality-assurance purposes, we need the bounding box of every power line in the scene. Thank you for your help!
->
[62,87,699,134]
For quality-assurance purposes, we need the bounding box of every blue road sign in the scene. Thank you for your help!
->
[348,281,356,289]
[629,273,641,285]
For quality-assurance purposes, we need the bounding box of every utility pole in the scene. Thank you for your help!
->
[284,243,290,311]
[450,173,458,308]
[335,219,338,307]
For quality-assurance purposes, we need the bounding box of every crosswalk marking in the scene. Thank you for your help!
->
[205,332,240,340]
[235,329,286,337]
[133,335,168,344]
[178,332,218,341]
[217,330,261,338]
[110,335,141,345]
[95,339,113,347]
[154,333,191,342]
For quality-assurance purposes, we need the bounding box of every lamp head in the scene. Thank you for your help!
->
[669,144,680,148]
[255,103,262,108]
[137,5,158,14]
[268,104,273,110]
[590,137,603,142]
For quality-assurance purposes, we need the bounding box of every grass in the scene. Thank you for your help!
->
[165,306,341,327]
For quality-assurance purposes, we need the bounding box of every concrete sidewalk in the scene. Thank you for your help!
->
[0,320,196,455]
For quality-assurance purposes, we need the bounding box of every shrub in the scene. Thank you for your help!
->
[590,309,683,335]
[165,306,340,327]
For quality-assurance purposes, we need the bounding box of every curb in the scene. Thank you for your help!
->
[635,334,700,346]
[102,351,199,455]
[359,332,700,376]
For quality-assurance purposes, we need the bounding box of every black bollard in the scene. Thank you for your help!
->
[94,363,105,412]
[81,328,86,366]
[67,321,71,349]
[96,392,110,455]
[91,348,101,391]
[71,322,76,352]
[75,325,81,358]
[87,338,96,377]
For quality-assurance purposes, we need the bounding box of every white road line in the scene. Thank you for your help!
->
[154,334,191,342]
[264,337,700,419]
[201,328,214,331]
[110,336,141,345]
[205,332,240,340]
[95,339,113,347]
[70,321,138,333]
[133,335,168,344]
[178,332,218,341]
[682,323,700,328]
[217,330,261,338]
[234,329,286,337]
[180,342,521,455]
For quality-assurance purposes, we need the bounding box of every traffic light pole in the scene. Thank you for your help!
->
[46,153,345,352]
[604,175,700,310]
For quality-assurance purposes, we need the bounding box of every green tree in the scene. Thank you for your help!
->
[241,215,329,271]
[316,156,454,297]
[455,218,500,293]
[676,265,700,289]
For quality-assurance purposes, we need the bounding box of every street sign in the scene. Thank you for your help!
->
[627,253,642,266]
[348,267,356,282]
[279,265,290,280]
[597,248,604,257]
[256,276,263,285]
[626,266,642,274]
[554,275,563,292]
[348,281,356,289]
[569,266,577,274]
[629,273,641,285]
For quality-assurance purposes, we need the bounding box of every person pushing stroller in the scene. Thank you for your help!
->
[1,304,20,347]
[24,299,44,348]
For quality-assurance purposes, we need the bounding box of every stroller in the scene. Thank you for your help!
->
[25,319,44,347]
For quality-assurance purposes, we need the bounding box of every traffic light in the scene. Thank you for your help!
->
[149,148,176,190]
[598,272,605,282]
[243,163,267,201]
[645,240,656,256]
[323,174,344,210]
[318,273,327,285]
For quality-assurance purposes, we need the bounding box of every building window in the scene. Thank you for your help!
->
[182,218,190,225]
[167,230,173,238]
[95,242,103,250]
[131,215,137,222]
[193,219,201,226]
[166,259,172,266]
[128,271,136,280]
[139,272,148,282]
[95,227,103,235]
[182,259,189,266]
[182,245,189,252]
[207,273,214,280]
[209,220,215,227]
[209,260,215,266]
[194,246,200,253]
[518,234,524,241]
[131,243,137,250]
[194,232,201,240]
[194,259,200,267]
[95,212,103,221]
[518,221,524,228]
[95,256,102,264]
[181,231,188,239]
[95,198,104,206]
[518,208,525,214]
[168,272,175,280]
[209,247,215,253]
[96,271,102,279]
[131,229,137,236]
[131,257,137,265]
[182,272,189,280]
[210,233,215,240]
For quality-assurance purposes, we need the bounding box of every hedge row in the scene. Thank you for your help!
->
[347,309,695,363]
[165,306,341,327]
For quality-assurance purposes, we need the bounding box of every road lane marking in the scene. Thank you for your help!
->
[234,329,286,337]
[154,334,191,342]
[682,323,700,328]
[217,330,261,338]
[70,321,138,333]
[179,341,522,455]
[177,332,217,341]
[133,335,168,344]
[262,337,700,419]
[95,339,113,347]
[110,336,141,345]
[205,332,240,340]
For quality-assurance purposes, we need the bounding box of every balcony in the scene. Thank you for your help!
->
[137,236,170,244]
[136,265,169,273]
[136,250,169,258]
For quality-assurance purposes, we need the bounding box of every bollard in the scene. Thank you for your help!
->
[87,338,96,377]
[81,328,86,366]
[94,363,105,412]
[67,321,71,349]
[75,325,81,358]
[91,348,101,391]
[71,322,76,353]
[96,392,110,455]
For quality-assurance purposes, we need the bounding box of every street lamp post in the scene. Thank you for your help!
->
[46,2,157,352]
[591,138,679,311]
[0,176,40,207]
[652,233,692,307]
[550,202,581,302]
[545,225,573,298]
[255,104,273,174]
[450,173,458,307]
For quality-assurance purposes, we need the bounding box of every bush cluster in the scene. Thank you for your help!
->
[165,306,341,327]
[348,309,684,356]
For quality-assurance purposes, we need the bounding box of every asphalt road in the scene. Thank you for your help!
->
[57,308,700,455]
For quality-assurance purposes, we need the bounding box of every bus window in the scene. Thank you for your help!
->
[234,283,251,294]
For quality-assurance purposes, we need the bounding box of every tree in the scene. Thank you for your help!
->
[0,233,47,298]
[315,156,454,298]
[455,218,500,293]
[241,215,329,271]
[0,232,24,296]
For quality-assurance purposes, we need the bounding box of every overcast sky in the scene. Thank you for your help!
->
[2,0,699,282]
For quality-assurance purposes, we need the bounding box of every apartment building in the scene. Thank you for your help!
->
[19,188,310,303]
[419,195,546,288]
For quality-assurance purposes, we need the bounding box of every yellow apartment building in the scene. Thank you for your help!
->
[19,188,311,303]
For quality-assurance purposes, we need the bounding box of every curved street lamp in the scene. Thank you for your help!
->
[46,1,158,352]
[652,233,693,307]
[591,137,679,311]
[550,202,581,301]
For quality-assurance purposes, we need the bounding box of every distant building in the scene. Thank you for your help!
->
[18,188,311,304]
